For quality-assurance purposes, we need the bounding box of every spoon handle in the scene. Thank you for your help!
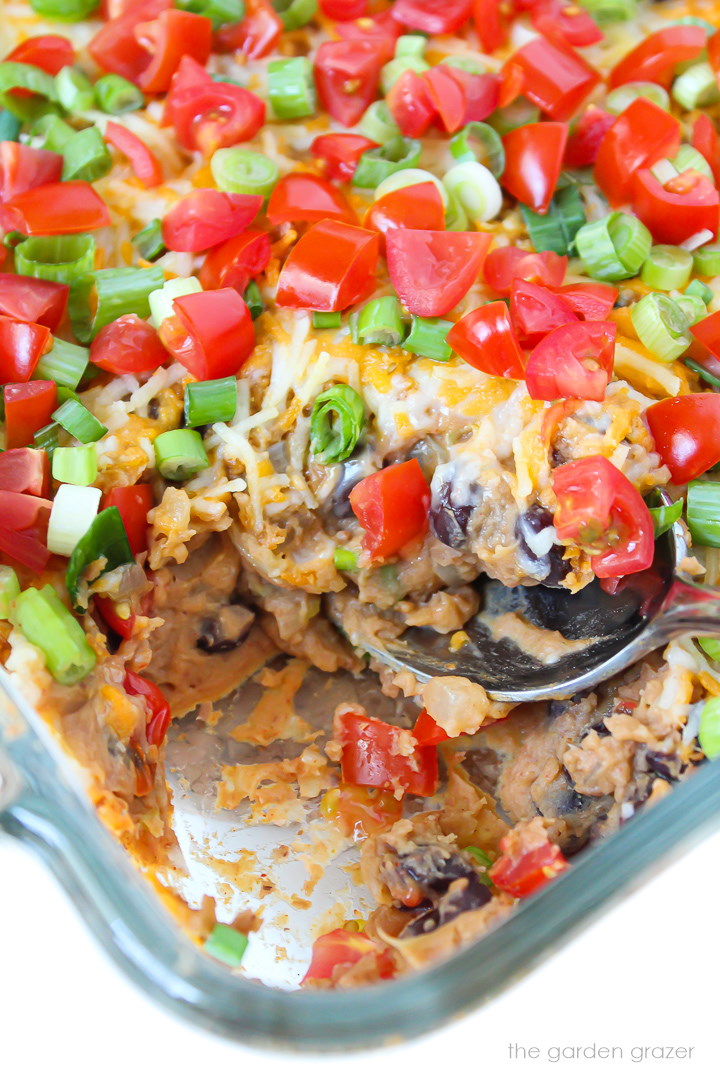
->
[655,577,720,638]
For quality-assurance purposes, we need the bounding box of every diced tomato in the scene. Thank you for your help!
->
[161,190,262,252]
[161,288,254,379]
[510,37,599,122]
[136,9,212,94]
[693,114,720,190]
[102,484,154,556]
[311,134,378,183]
[302,929,392,986]
[524,321,616,402]
[0,317,51,383]
[267,174,356,227]
[392,0,472,33]
[349,459,431,559]
[510,279,578,348]
[0,274,68,331]
[386,230,492,317]
[314,39,391,128]
[483,246,567,295]
[412,708,450,747]
[123,670,172,746]
[0,490,52,574]
[531,0,602,48]
[162,56,265,154]
[497,59,524,109]
[321,782,403,841]
[632,168,720,247]
[215,0,282,59]
[564,105,615,169]
[90,315,168,376]
[422,65,467,134]
[552,455,654,578]
[320,0,368,16]
[104,120,163,188]
[199,229,271,293]
[551,282,618,321]
[4,381,57,451]
[337,711,438,797]
[444,67,499,124]
[502,122,567,214]
[1,181,111,236]
[609,25,707,89]
[0,448,50,498]
[692,310,720,362]
[364,182,445,249]
[472,0,507,53]
[89,0,172,84]
[94,595,136,640]
[593,98,681,207]
[334,10,402,48]
[5,34,74,75]
[276,220,379,312]
[0,142,62,202]
[447,301,526,380]
[645,393,720,485]
[489,837,568,898]
[386,69,437,138]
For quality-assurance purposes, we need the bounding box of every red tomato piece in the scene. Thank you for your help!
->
[483,246,567,295]
[564,105,615,169]
[386,68,436,138]
[693,114,720,190]
[524,320,616,401]
[335,10,402,48]
[267,174,356,227]
[594,98,681,207]
[412,708,450,747]
[349,459,431,559]
[692,310,720,362]
[531,0,602,47]
[199,230,271,293]
[645,392,720,485]
[552,455,654,578]
[0,448,50,498]
[135,9,212,94]
[510,279,578,347]
[0,490,52,574]
[0,142,63,202]
[320,0,368,16]
[551,282,618,321]
[162,57,265,155]
[311,134,378,183]
[497,60,525,109]
[102,484,154,556]
[276,220,379,312]
[447,301,526,380]
[632,169,720,247]
[502,122,568,214]
[609,25,707,89]
[511,37,599,122]
[337,711,438,797]
[4,381,57,451]
[215,0,282,59]
[363,181,445,249]
[444,67,499,124]
[489,837,568,898]
[94,595,136,640]
[386,230,492,317]
[89,0,172,84]
[472,0,508,53]
[0,274,68,331]
[314,39,391,128]
[90,315,168,376]
[123,670,172,746]
[162,288,254,379]
[0,317,51,383]
[301,929,389,986]
[161,190,262,252]
[104,120,163,188]
[1,181,110,236]
[5,35,75,75]
[321,782,403,841]
[392,0,472,34]
[422,65,467,133]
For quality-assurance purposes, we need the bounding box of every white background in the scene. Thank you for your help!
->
[1,825,717,1080]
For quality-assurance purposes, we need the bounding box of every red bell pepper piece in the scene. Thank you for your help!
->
[104,121,163,187]
[594,98,681,207]
[490,836,568,898]
[447,301,526,380]
[349,459,431,559]
[337,711,438,797]
[276,220,379,312]
[524,321,616,402]
[386,229,492,317]
[609,25,707,89]
[693,114,720,190]
[412,708,450,747]
[0,491,52,574]
[4,381,58,450]
[135,9,212,94]
[483,246,567,295]
[5,35,75,75]
[215,0,282,58]
[311,134,379,184]
[632,168,720,247]
[90,315,168,376]
[564,105,615,169]
[386,69,437,138]
[314,39,391,128]
[0,317,51,383]
[102,484,154,556]
[0,142,63,202]
[163,57,265,155]
[510,37,599,122]
[161,288,255,379]
[267,173,357,227]
[645,392,720,486]
[123,670,172,746]
[162,190,262,252]
[1,181,111,236]
[0,274,68,331]
[502,122,568,214]
[0,448,50,498]
[392,0,472,34]
[199,230,271,293]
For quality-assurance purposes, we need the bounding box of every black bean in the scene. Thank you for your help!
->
[515,506,567,586]
[329,457,370,520]
[644,749,683,782]
[400,848,479,895]
[429,479,475,549]
[196,605,254,653]
[147,398,160,420]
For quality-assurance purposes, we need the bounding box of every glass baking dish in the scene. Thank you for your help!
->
[2,662,719,1052]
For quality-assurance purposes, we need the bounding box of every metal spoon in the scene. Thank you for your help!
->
[344,495,720,701]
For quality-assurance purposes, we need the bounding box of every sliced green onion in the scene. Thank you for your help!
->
[647,498,683,538]
[605,81,669,115]
[687,480,720,548]
[352,136,421,189]
[672,62,720,110]
[0,109,21,141]
[204,924,248,966]
[444,189,469,231]
[441,56,486,75]
[698,637,720,662]
[693,244,720,277]
[380,56,429,96]
[359,101,400,144]
[313,310,341,329]
[14,233,95,286]
[73,265,166,342]
[29,0,100,18]
[149,276,202,328]
[443,161,502,225]
[404,315,453,362]
[0,567,20,619]
[243,280,264,320]
[310,384,366,464]
[154,429,209,481]
[465,846,493,886]
[37,114,75,153]
[184,377,237,427]
[132,219,166,261]
[66,506,134,609]
[395,34,426,60]
[640,245,693,291]
[575,212,651,280]
[699,698,720,759]
[272,0,316,28]
[577,0,636,22]
[356,296,405,347]
[267,57,316,120]
[95,73,144,114]
[671,15,716,32]
[55,66,95,112]
[177,0,245,29]
[375,167,447,205]
[0,62,58,110]
[52,445,97,486]
[334,548,358,571]
[521,185,586,257]
[47,483,101,557]
[449,121,505,178]
[675,293,706,326]
[12,584,96,685]
[211,147,279,197]
[685,279,714,304]
[34,338,89,389]
[62,124,113,182]
[671,144,713,182]
[631,293,691,363]
[489,99,540,136]
[52,399,108,444]
[609,212,653,274]
[56,386,81,408]
[33,422,61,456]
[683,358,720,388]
